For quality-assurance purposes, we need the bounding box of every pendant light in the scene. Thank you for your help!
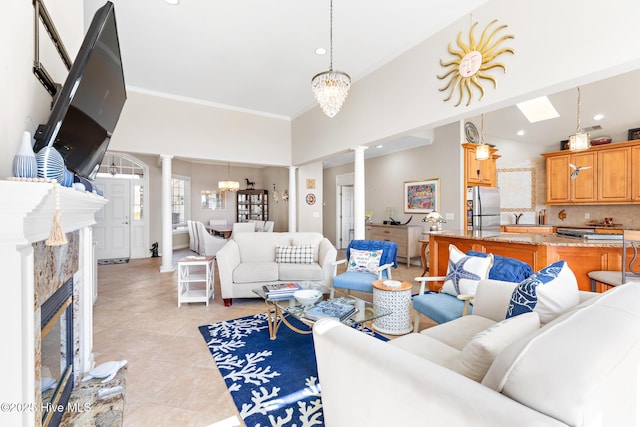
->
[218,163,239,192]
[475,114,490,160]
[311,0,351,118]
[569,87,590,151]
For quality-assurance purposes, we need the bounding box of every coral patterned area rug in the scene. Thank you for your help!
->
[198,313,386,427]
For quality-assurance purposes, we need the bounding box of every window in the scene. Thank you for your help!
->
[133,185,144,221]
[171,176,190,230]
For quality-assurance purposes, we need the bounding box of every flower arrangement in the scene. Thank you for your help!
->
[422,211,446,230]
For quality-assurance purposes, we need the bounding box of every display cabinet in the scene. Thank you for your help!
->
[236,189,269,222]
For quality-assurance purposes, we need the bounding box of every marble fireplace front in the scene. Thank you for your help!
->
[0,180,106,427]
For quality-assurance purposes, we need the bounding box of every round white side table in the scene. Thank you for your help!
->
[372,279,413,335]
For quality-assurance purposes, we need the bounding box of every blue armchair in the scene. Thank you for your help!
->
[330,240,398,298]
[412,250,534,331]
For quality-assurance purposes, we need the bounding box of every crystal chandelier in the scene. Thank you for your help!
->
[218,163,239,192]
[311,0,351,118]
[569,87,590,151]
[475,114,490,160]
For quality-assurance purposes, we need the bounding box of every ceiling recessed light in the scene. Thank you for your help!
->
[593,113,604,121]
[517,130,525,136]
[164,0,179,5]
[375,144,383,149]
[315,48,327,55]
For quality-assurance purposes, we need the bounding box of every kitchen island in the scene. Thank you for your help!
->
[427,230,629,292]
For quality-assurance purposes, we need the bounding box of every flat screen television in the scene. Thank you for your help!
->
[33,1,126,180]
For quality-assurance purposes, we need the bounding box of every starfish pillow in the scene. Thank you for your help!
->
[441,245,493,296]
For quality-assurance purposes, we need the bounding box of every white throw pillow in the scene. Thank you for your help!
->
[347,248,383,274]
[275,245,314,264]
[506,260,579,324]
[441,245,493,296]
[454,311,540,382]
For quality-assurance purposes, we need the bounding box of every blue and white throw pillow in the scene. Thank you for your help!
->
[506,260,579,323]
[347,248,383,274]
[441,245,493,296]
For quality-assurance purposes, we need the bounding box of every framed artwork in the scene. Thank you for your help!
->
[306,179,316,189]
[628,128,640,141]
[403,178,439,213]
[201,190,226,210]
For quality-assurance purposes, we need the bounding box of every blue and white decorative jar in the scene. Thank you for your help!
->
[36,146,65,184]
[61,166,74,187]
[12,131,37,178]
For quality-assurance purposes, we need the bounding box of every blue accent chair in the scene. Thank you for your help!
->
[412,251,534,331]
[330,240,398,298]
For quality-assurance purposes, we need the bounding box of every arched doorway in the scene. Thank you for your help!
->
[93,153,150,260]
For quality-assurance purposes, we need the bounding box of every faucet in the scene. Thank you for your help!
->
[514,213,523,225]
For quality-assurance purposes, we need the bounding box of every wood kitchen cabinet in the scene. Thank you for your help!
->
[631,145,640,200]
[463,143,500,187]
[542,140,640,205]
[598,146,631,202]
[544,151,596,203]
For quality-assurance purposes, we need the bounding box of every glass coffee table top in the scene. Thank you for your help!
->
[253,284,391,339]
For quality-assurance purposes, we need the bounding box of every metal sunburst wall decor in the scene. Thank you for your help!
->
[437,19,515,107]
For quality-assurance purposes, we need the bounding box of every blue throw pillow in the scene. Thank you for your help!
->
[466,251,534,283]
[505,260,579,323]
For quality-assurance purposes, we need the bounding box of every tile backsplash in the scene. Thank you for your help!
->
[503,205,640,228]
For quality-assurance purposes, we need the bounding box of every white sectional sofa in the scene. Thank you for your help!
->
[216,232,337,306]
[313,279,640,426]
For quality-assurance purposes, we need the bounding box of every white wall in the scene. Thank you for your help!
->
[291,0,640,165]
[297,162,323,232]
[1,0,84,178]
[110,91,292,167]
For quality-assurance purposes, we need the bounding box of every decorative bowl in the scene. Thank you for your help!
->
[294,289,322,305]
[590,136,612,146]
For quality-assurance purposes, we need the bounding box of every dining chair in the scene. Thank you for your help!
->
[588,230,640,291]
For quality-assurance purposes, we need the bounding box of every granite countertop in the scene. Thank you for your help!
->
[426,230,623,247]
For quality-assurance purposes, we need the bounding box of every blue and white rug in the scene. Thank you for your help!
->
[199,313,386,427]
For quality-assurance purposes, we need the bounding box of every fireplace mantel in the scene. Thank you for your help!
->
[0,180,107,427]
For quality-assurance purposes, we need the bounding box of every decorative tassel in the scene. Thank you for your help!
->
[46,183,68,246]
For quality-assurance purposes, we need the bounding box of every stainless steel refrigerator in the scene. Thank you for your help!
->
[466,186,501,231]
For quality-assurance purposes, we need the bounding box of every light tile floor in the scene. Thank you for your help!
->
[93,248,435,426]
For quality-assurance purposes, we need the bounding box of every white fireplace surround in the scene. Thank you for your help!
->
[0,180,106,427]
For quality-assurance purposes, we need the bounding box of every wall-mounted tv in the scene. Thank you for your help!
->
[33,1,126,180]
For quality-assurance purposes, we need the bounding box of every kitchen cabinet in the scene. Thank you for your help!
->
[365,224,423,268]
[545,151,596,203]
[598,146,631,202]
[542,140,640,205]
[501,225,555,234]
[236,189,269,222]
[463,143,500,187]
[631,145,640,200]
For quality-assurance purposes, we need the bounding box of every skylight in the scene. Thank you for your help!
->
[516,96,560,123]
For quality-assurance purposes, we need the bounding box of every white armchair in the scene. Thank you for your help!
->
[231,222,256,237]
[194,221,226,256]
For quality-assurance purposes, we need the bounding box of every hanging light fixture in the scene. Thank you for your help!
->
[108,156,118,176]
[218,163,239,192]
[311,0,351,118]
[475,114,490,160]
[569,87,590,151]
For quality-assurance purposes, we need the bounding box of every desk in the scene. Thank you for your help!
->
[206,225,232,239]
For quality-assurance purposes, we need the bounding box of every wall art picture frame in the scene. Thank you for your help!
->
[201,190,226,210]
[628,128,640,141]
[403,178,439,213]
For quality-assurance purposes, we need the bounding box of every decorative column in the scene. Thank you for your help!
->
[288,166,298,232]
[352,146,367,239]
[160,154,174,273]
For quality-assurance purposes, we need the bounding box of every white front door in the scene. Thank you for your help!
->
[94,178,131,260]
[340,185,354,249]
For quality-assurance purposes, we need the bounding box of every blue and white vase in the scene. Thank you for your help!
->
[12,131,37,178]
[36,146,65,184]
